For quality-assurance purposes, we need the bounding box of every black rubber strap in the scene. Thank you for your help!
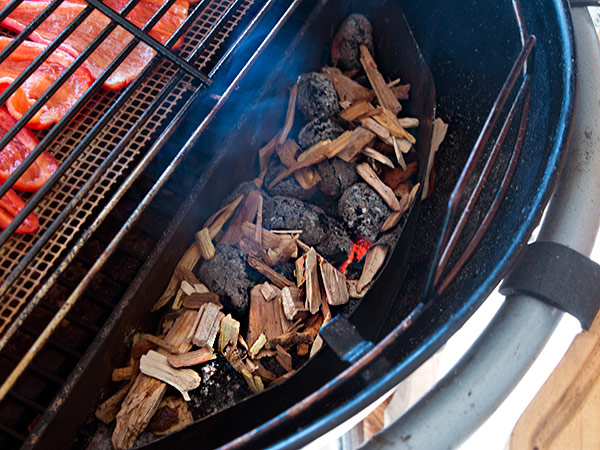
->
[500,241,600,330]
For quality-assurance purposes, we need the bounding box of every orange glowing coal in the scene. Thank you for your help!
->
[340,238,372,274]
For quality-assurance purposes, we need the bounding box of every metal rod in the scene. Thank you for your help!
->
[438,89,531,294]
[434,77,531,285]
[83,0,210,83]
[422,35,535,300]
[0,0,301,403]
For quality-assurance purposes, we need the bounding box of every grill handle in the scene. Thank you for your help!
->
[360,6,600,450]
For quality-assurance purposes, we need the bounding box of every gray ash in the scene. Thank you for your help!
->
[272,262,295,281]
[265,160,316,200]
[338,183,391,242]
[263,195,352,263]
[197,243,253,316]
[297,72,340,121]
[298,117,344,150]
[316,157,358,197]
[189,355,253,419]
[331,14,374,71]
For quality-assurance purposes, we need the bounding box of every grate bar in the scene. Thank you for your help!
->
[84,0,211,83]
[8,390,45,413]
[0,422,26,442]
[0,0,237,301]
[0,0,301,403]
[0,0,215,240]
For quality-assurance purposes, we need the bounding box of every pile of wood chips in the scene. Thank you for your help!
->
[99,42,449,450]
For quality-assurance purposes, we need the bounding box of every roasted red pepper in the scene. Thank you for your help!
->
[0,187,39,233]
[0,107,58,191]
[0,37,92,129]
[0,0,188,90]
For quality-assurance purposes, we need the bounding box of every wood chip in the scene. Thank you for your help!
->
[241,369,264,393]
[382,162,418,190]
[356,162,401,211]
[255,194,263,247]
[249,333,267,359]
[112,366,133,383]
[260,282,278,302]
[267,331,313,351]
[381,182,420,232]
[248,256,295,288]
[113,310,196,450]
[392,136,407,171]
[147,396,194,436]
[359,117,393,146]
[266,236,298,266]
[295,253,306,286]
[276,139,321,190]
[347,279,369,298]
[141,334,177,354]
[357,245,389,293]
[310,335,323,359]
[191,303,222,348]
[218,314,240,353]
[275,344,293,372]
[339,100,373,121]
[362,147,395,168]
[372,107,415,143]
[258,136,278,173]
[182,292,222,309]
[247,284,293,347]
[140,351,201,401]
[281,286,308,320]
[204,194,244,239]
[337,126,376,162]
[277,84,298,145]
[319,258,349,306]
[96,384,129,425]
[130,336,157,361]
[221,191,262,245]
[152,244,201,311]
[360,45,402,114]
[423,118,448,199]
[167,347,216,368]
[241,222,282,249]
[322,66,375,103]
[391,83,411,100]
[195,228,215,260]
[305,248,322,314]
[397,117,419,128]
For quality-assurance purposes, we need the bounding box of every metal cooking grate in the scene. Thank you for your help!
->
[0,0,254,335]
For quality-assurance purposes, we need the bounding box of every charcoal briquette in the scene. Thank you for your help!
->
[296,72,340,121]
[297,117,345,150]
[331,14,375,71]
[338,183,391,242]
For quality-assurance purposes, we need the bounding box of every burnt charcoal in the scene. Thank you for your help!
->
[297,72,340,121]
[84,423,113,450]
[263,196,329,247]
[189,355,252,419]
[265,161,316,200]
[260,356,288,378]
[298,117,344,150]
[311,191,341,220]
[220,181,268,208]
[316,218,353,265]
[316,157,358,197]
[197,243,253,316]
[339,183,391,242]
[331,14,375,71]
[263,196,351,262]
[273,262,295,281]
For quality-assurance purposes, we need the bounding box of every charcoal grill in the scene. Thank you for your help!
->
[0,0,596,449]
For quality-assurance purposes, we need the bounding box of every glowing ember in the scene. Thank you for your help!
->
[340,238,372,274]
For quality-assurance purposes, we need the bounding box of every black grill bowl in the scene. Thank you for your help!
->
[25,0,575,449]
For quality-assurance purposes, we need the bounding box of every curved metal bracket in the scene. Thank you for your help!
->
[500,241,600,330]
